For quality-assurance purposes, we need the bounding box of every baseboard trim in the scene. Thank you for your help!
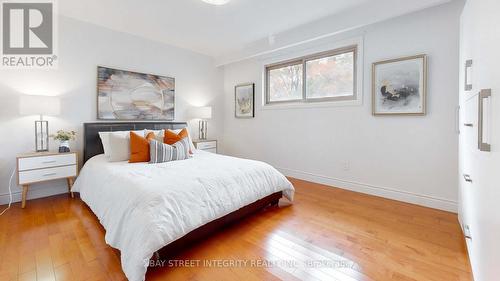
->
[2,167,457,212]
[0,182,68,206]
[278,167,457,213]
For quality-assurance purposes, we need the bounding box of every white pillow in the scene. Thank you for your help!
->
[107,133,130,162]
[99,130,144,157]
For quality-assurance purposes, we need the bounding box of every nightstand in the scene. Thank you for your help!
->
[192,139,217,153]
[17,152,78,208]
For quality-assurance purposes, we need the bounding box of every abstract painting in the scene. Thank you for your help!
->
[97,66,175,120]
[372,55,427,115]
[235,83,255,118]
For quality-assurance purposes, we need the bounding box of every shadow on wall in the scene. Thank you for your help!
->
[0,86,23,122]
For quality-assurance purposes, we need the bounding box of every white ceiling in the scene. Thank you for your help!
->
[59,0,451,61]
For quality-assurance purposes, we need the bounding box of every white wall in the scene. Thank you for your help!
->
[215,0,453,65]
[0,16,223,205]
[459,0,500,280]
[221,1,462,212]
[0,1,463,215]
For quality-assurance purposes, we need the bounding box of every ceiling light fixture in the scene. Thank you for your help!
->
[201,0,231,5]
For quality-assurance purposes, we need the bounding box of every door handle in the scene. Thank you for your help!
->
[478,89,491,152]
[464,60,473,91]
[463,174,472,183]
[463,123,473,127]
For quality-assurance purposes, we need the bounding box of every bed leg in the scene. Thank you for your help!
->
[271,198,280,207]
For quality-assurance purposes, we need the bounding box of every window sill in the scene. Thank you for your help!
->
[261,98,362,110]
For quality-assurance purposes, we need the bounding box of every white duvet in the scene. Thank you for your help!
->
[72,150,294,281]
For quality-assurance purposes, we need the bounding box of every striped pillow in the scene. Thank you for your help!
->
[149,138,191,164]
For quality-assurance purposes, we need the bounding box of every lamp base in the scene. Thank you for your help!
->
[199,120,207,140]
[35,120,49,152]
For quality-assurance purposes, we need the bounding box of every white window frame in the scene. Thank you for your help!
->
[262,37,363,110]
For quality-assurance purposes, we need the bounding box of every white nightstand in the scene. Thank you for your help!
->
[17,152,78,208]
[192,139,217,153]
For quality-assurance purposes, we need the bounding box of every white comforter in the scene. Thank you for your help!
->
[72,150,294,281]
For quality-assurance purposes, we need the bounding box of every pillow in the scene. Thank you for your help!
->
[145,128,195,152]
[164,128,195,154]
[164,128,188,144]
[107,133,130,162]
[149,138,191,164]
[129,131,155,163]
[171,128,196,153]
[144,129,164,142]
[99,130,144,157]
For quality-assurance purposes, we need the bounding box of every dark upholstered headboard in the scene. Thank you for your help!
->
[83,122,188,164]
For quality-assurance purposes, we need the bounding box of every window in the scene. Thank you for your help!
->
[265,45,357,104]
[267,61,303,102]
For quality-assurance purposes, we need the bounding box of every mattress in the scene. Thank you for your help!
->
[72,150,294,281]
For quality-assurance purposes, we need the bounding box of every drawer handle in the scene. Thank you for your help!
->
[463,123,473,127]
[463,174,472,183]
[42,173,57,177]
[478,89,491,152]
[42,160,57,164]
[464,225,472,240]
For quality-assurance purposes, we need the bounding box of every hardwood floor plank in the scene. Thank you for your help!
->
[35,247,56,281]
[0,178,472,281]
[17,269,36,281]
[54,263,73,281]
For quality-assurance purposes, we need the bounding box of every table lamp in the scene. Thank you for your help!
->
[189,106,212,140]
[19,95,61,152]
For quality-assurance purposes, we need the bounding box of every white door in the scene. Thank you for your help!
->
[459,0,500,280]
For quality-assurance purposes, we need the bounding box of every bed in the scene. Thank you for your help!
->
[72,122,294,281]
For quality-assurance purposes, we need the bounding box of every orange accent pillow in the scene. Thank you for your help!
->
[129,131,155,163]
[164,128,192,154]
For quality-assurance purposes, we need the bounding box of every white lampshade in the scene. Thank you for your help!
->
[19,95,61,116]
[189,106,212,119]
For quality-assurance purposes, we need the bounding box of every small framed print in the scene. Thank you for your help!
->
[372,54,427,116]
[235,83,255,118]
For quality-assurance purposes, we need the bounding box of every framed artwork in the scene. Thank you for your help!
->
[97,66,175,120]
[235,83,255,118]
[372,54,427,116]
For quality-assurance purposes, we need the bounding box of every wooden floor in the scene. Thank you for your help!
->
[0,178,472,281]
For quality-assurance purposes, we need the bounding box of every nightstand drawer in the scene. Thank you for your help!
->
[196,141,217,150]
[204,148,217,153]
[18,153,76,171]
[19,165,77,185]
